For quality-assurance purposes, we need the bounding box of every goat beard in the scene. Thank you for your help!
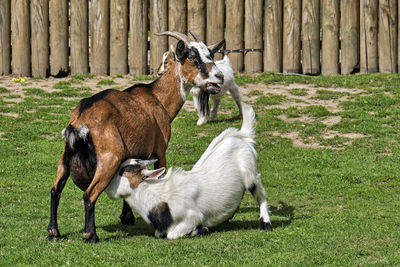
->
[199,90,210,118]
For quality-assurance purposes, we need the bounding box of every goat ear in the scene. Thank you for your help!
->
[175,40,188,62]
[208,39,225,55]
[141,167,166,180]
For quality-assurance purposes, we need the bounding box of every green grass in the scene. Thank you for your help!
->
[97,79,117,86]
[1,73,399,265]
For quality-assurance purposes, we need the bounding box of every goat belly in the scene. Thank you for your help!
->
[69,152,96,191]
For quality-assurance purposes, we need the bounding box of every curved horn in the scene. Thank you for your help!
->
[155,31,191,44]
[188,29,201,42]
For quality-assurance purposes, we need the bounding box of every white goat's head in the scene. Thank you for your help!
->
[156,30,225,94]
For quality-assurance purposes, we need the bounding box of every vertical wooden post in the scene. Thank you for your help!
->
[71,0,89,75]
[11,0,30,77]
[206,0,224,60]
[129,0,148,76]
[341,0,359,74]
[282,0,301,73]
[50,0,68,76]
[226,0,244,72]
[31,0,49,77]
[169,0,187,49]
[360,0,378,73]
[321,0,339,75]
[244,0,263,73]
[110,0,128,75]
[188,0,206,41]
[301,0,320,75]
[150,0,167,75]
[378,0,397,73]
[0,0,11,75]
[91,0,110,75]
[264,0,282,73]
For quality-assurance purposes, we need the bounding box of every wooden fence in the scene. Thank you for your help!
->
[0,0,399,77]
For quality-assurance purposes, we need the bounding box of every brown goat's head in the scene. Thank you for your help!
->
[156,31,225,94]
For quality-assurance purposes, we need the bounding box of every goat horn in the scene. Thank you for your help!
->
[136,159,158,168]
[155,31,191,44]
[188,29,201,42]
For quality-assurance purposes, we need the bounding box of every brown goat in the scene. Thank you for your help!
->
[47,31,225,243]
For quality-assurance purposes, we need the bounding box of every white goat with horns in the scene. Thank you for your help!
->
[105,102,272,239]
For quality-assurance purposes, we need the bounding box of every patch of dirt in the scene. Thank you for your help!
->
[0,76,369,150]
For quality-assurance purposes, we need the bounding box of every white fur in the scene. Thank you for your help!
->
[105,103,271,239]
[192,55,242,125]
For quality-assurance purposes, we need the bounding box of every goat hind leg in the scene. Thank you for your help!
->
[83,155,121,242]
[248,174,272,231]
[48,154,70,240]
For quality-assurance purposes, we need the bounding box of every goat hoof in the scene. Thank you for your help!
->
[260,219,272,231]
[47,228,60,240]
[120,211,135,225]
[83,232,99,243]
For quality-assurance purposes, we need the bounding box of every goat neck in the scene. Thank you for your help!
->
[150,61,188,121]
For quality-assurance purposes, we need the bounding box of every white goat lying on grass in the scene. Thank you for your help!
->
[159,47,243,126]
[105,103,272,239]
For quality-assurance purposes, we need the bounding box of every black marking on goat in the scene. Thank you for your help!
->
[199,90,210,118]
[248,183,257,195]
[188,48,208,76]
[119,164,139,176]
[147,202,173,232]
[63,125,97,191]
[78,89,112,116]
[195,225,209,236]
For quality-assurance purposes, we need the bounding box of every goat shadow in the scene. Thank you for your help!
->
[209,114,241,124]
[213,201,295,233]
[100,201,294,240]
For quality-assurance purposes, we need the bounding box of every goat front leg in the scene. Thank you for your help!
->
[166,210,202,239]
[48,153,70,240]
[83,154,121,243]
[120,200,135,225]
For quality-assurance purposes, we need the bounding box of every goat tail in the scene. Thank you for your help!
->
[240,102,255,139]
[62,125,90,150]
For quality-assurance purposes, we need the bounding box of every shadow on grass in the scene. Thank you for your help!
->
[214,201,294,232]
[100,219,154,241]
[98,201,294,240]
[210,114,242,124]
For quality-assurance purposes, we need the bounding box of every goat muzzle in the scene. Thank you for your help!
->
[205,83,221,94]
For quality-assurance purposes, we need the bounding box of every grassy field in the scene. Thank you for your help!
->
[0,73,399,266]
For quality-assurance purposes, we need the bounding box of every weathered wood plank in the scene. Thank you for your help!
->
[31,0,49,77]
[12,0,30,76]
[71,0,89,75]
[301,0,320,75]
[244,0,263,73]
[264,0,283,73]
[341,0,359,74]
[168,0,187,49]
[226,0,244,72]
[283,0,301,73]
[360,0,378,73]
[50,0,69,76]
[0,0,11,75]
[91,0,110,75]
[321,0,339,75]
[150,0,168,74]
[206,0,224,60]
[378,0,397,73]
[110,0,128,75]
[188,0,206,42]
[129,0,149,76]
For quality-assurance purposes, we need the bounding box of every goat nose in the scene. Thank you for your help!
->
[216,72,224,84]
